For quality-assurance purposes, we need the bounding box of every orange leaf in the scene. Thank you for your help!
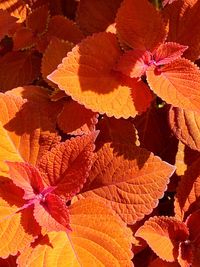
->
[174,157,200,221]
[136,216,189,262]
[169,107,200,152]
[41,37,73,88]
[0,180,40,258]
[0,88,60,175]
[48,32,153,118]
[0,0,28,22]
[57,100,98,135]
[37,133,97,199]
[0,51,41,91]
[17,198,133,266]
[78,142,175,224]
[0,10,17,40]
[26,5,50,36]
[116,0,167,51]
[147,58,200,113]
[48,15,84,44]
[76,0,122,35]
[163,0,200,60]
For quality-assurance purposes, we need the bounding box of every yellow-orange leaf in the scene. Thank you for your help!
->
[17,198,133,267]
[0,0,28,22]
[169,107,200,152]
[147,58,200,113]
[0,180,40,258]
[116,0,167,51]
[0,88,60,175]
[0,51,41,91]
[136,216,189,262]
[41,37,73,88]
[78,142,175,224]
[48,32,153,118]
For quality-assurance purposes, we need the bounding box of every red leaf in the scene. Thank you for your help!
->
[147,58,200,113]
[0,10,17,41]
[153,42,188,66]
[26,5,49,36]
[37,133,97,199]
[162,0,200,60]
[0,51,41,91]
[6,161,44,200]
[116,0,167,51]
[34,193,70,232]
[115,49,151,78]
[136,216,189,262]
[57,100,98,135]
[76,0,122,35]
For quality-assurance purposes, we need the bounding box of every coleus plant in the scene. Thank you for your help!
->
[0,0,200,266]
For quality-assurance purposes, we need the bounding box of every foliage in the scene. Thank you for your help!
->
[0,0,200,266]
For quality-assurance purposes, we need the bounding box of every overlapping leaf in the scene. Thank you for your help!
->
[0,88,60,175]
[136,216,189,262]
[77,142,175,224]
[0,51,41,91]
[17,198,133,267]
[169,106,200,151]
[57,100,98,135]
[163,0,200,60]
[115,0,167,51]
[0,0,28,22]
[0,10,17,41]
[37,132,97,199]
[76,0,122,35]
[147,59,200,113]
[0,179,40,258]
[48,32,153,118]
[174,156,200,221]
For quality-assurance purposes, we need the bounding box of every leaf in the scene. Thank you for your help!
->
[13,27,36,50]
[153,42,188,66]
[57,100,98,135]
[48,32,153,118]
[6,161,71,232]
[115,49,151,78]
[0,51,41,91]
[147,58,200,113]
[47,15,84,44]
[0,89,60,175]
[0,180,40,258]
[6,161,44,200]
[41,37,73,88]
[76,0,122,35]
[136,216,189,262]
[26,5,50,36]
[0,0,28,22]
[162,0,200,60]
[0,255,17,267]
[33,193,71,232]
[174,157,200,221]
[77,142,175,224]
[115,0,167,51]
[17,198,133,267]
[149,258,180,267]
[37,133,97,199]
[169,107,200,152]
[0,10,17,41]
